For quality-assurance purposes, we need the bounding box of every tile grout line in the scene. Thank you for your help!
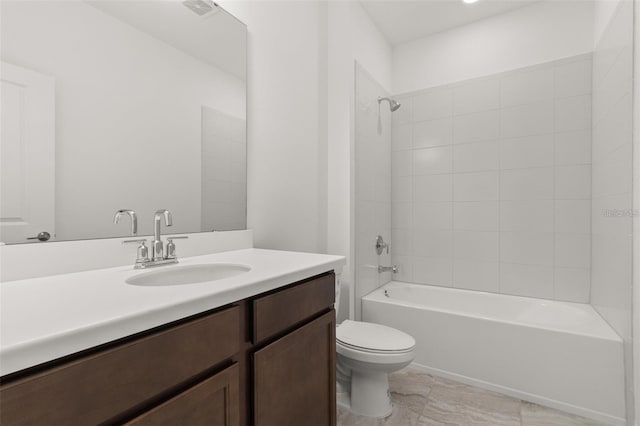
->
[553,62,558,300]
[498,72,503,294]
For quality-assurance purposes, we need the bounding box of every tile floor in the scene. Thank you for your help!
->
[337,367,606,426]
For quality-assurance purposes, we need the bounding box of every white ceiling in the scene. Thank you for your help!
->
[86,0,246,80]
[360,0,541,45]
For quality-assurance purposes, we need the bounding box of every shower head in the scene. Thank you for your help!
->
[378,96,401,112]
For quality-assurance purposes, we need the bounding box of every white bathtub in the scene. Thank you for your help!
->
[362,281,626,425]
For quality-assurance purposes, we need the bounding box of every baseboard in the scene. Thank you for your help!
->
[410,362,626,426]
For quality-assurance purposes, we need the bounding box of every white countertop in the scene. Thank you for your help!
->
[0,248,345,376]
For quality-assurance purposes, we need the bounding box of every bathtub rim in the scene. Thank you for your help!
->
[363,281,622,343]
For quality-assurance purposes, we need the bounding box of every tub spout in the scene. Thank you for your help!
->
[378,265,398,274]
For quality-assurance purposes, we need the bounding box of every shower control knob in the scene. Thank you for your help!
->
[375,235,389,255]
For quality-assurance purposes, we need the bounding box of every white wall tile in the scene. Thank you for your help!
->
[453,140,500,173]
[392,97,412,126]
[555,165,591,199]
[391,255,412,282]
[453,230,499,262]
[413,146,453,175]
[390,54,594,304]
[453,77,500,115]
[453,171,499,201]
[413,257,453,287]
[392,175,412,203]
[500,200,554,232]
[391,255,413,282]
[592,143,633,197]
[555,200,591,233]
[555,233,591,268]
[500,134,554,169]
[500,263,554,299]
[413,118,452,148]
[392,202,412,229]
[555,131,591,165]
[391,227,412,256]
[412,229,453,259]
[413,202,453,230]
[592,46,633,123]
[592,93,632,160]
[453,110,500,143]
[555,58,592,99]
[554,267,590,302]
[500,66,554,107]
[357,232,379,265]
[500,168,554,200]
[500,232,554,265]
[413,174,452,202]
[412,88,453,122]
[392,150,412,176]
[453,201,499,231]
[555,95,591,132]
[392,124,412,151]
[500,101,554,138]
[453,260,499,292]
[357,265,380,299]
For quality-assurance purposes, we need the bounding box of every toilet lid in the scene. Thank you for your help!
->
[336,320,415,352]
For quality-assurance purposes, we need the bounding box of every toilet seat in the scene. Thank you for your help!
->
[336,320,415,353]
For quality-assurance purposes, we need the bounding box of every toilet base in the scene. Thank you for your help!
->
[337,370,393,418]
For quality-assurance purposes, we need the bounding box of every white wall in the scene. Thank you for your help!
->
[2,1,245,240]
[590,0,635,422]
[393,1,594,94]
[326,1,392,320]
[221,1,328,253]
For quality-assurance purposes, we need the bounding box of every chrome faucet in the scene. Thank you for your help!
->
[114,209,138,236]
[152,209,172,261]
[378,265,398,274]
[121,209,188,269]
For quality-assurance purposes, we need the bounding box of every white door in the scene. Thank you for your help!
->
[0,62,55,244]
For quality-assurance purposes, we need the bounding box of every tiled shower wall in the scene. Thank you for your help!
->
[589,0,634,416]
[354,64,392,319]
[390,55,592,302]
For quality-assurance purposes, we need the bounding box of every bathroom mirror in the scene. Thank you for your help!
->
[0,0,247,244]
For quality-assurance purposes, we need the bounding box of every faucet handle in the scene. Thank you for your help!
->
[165,236,188,260]
[123,239,149,265]
[375,235,389,255]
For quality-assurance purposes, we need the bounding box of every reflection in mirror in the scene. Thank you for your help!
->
[0,0,247,244]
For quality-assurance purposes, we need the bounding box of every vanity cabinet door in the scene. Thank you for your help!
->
[126,363,239,426]
[253,310,336,426]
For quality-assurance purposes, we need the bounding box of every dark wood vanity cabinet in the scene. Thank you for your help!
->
[253,311,336,426]
[0,271,336,426]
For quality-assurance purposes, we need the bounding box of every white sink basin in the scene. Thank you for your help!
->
[126,263,251,286]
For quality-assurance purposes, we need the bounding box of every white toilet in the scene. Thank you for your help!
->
[334,279,416,418]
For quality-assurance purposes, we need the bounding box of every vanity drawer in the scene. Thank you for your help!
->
[0,305,240,425]
[252,272,335,343]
